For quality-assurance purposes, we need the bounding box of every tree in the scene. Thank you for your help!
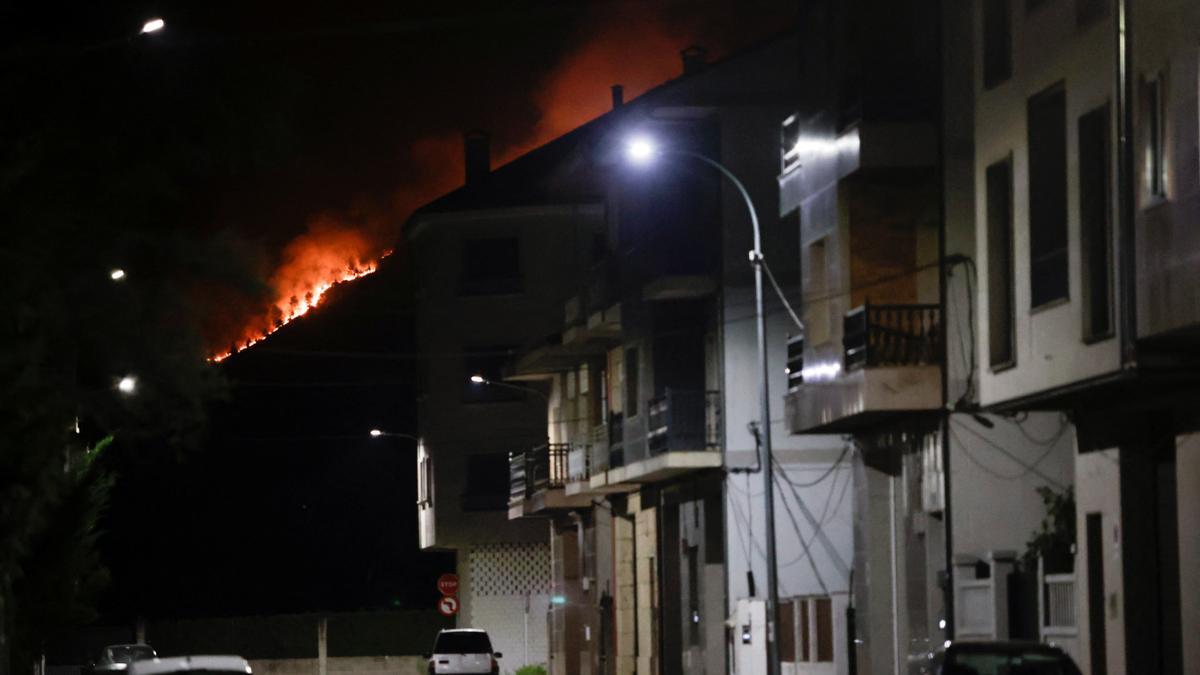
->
[0,35,300,675]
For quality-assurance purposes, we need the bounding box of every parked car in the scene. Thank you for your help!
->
[425,629,501,675]
[915,641,1082,675]
[127,656,252,675]
[84,644,157,674]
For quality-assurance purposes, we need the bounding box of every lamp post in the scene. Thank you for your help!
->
[368,429,419,442]
[624,135,782,675]
[468,375,550,403]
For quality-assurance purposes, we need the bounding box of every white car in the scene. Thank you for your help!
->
[425,629,501,675]
[127,656,252,675]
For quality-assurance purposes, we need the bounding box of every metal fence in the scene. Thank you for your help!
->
[843,303,940,370]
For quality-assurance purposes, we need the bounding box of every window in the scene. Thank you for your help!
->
[782,597,834,664]
[982,0,1012,89]
[463,348,521,403]
[1143,73,1167,199]
[566,370,576,400]
[1078,104,1114,341]
[779,600,796,662]
[462,453,509,511]
[624,347,640,417]
[417,444,433,505]
[458,237,521,295]
[986,157,1016,368]
[1027,84,1070,308]
[1076,0,1107,26]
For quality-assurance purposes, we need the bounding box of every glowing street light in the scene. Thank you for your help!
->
[141,18,165,34]
[469,374,486,384]
[622,136,786,675]
[116,375,137,394]
[110,268,126,281]
[625,135,658,165]
[369,429,383,437]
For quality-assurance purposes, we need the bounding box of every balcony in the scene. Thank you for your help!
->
[617,389,722,485]
[508,443,593,519]
[785,303,942,434]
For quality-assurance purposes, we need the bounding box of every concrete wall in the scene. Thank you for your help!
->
[1074,447,1124,675]
[250,657,426,675]
[1176,433,1200,675]
[972,0,1122,406]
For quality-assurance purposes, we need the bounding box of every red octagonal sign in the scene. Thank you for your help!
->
[438,595,459,617]
[437,573,459,597]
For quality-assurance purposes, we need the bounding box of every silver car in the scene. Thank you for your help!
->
[425,629,501,675]
[85,644,157,674]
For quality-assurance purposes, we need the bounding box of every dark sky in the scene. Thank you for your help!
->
[4,0,797,620]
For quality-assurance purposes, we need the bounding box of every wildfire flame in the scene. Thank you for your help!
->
[210,216,393,362]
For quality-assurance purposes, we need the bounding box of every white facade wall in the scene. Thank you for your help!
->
[973,0,1122,407]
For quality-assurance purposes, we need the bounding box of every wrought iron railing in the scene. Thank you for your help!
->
[508,450,527,501]
[646,389,721,455]
[608,413,625,469]
[509,442,570,501]
[786,332,805,390]
[589,422,610,473]
[843,303,940,371]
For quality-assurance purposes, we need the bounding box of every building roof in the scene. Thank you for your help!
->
[404,30,798,233]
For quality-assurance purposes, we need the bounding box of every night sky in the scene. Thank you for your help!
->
[3,0,797,619]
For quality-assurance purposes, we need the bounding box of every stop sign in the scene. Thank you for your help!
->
[437,573,459,597]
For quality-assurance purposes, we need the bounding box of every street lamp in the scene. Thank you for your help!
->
[467,375,550,402]
[369,429,419,442]
[623,133,784,675]
[116,375,137,394]
[141,18,165,34]
[110,268,126,281]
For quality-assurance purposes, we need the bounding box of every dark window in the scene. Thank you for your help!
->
[1027,84,1070,308]
[433,631,493,654]
[986,157,1016,368]
[799,598,811,661]
[458,237,521,295]
[814,597,833,662]
[1076,0,1107,26]
[983,0,1012,89]
[463,349,521,403]
[462,453,509,511]
[1079,104,1114,342]
[779,601,796,662]
[1144,74,1167,198]
[624,347,639,417]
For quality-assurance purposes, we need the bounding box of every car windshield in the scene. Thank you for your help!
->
[433,632,492,654]
[948,648,1076,675]
[109,647,155,664]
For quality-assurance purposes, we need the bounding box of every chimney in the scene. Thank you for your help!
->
[464,130,490,185]
[611,84,624,109]
[680,45,709,76]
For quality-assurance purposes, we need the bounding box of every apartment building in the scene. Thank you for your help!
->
[781,1,1079,673]
[970,0,1200,673]
[500,35,860,675]
[406,130,606,671]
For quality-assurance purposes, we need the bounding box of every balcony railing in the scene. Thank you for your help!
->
[646,389,721,455]
[608,413,625,469]
[567,443,591,483]
[509,443,569,501]
[843,303,940,371]
[786,332,805,391]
